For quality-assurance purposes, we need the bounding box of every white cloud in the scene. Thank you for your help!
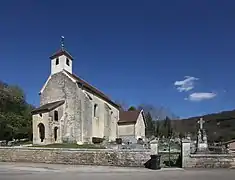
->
[174,76,199,92]
[185,92,217,102]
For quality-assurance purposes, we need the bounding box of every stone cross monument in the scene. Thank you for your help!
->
[195,117,209,153]
[198,118,205,130]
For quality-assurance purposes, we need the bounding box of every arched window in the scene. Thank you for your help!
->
[54,110,58,121]
[66,58,70,66]
[54,127,58,141]
[94,104,98,117]
[38,123,45,142]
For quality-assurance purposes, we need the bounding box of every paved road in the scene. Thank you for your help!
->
[0,162,235,180]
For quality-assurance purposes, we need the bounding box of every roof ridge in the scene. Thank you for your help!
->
[64,70,109,96]
[63,70,119,108]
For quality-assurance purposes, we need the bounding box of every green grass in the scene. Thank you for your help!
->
[32,143,106,149]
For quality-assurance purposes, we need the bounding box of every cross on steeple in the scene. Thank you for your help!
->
[61,36,65,50]
[197,117,205,130]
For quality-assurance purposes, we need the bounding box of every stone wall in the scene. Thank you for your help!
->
[0,147,180,168]
[181,140,235,168]
[39,72,83,143]
[186,154,235,168]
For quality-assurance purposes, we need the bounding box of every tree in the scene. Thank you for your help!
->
[160,116,173,138]
[154,120,161,137]
[166,116,173,138]
[128,106,136,111]
[0,80,33,142]
[115,100,128,111]
[137,104,178,121]
[145,112,154,138]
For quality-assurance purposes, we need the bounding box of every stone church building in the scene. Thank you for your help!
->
[32,40,146,145]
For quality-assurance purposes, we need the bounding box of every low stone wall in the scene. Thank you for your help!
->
[181,140,235,168]
[186,154,235,168]
[0,147,149,167]
[0,147,181,168]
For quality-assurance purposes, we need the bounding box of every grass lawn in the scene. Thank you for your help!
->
[32,143,106,149]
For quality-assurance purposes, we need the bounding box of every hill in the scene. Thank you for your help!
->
[172,110,235,142]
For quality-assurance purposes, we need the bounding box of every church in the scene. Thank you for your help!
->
[31,38,146,145]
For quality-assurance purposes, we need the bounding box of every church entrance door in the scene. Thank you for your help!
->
[38,123,45,142]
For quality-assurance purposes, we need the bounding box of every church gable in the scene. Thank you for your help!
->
[39,71,79,106]
[39,71,76,95]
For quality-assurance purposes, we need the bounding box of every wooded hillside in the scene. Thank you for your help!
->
[172,110,235,142]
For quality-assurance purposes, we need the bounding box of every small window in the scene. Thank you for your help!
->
[66,58,70,66]
[54,110,58,121]
[56,58,59,65]
[39,113,42,117]
[94,104,98,117]
[54,127,58,141]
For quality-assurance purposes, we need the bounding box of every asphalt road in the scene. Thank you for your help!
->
[0,162,235,180]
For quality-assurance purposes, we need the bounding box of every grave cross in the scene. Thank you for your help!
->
[197,118,205,130]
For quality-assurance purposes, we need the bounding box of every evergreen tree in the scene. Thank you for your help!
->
[145,112,154,137]
[128,106,136,111]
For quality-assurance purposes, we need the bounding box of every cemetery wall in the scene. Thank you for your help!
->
[182,140,235,168]
[0,147,180,167]
[186,154,235,168]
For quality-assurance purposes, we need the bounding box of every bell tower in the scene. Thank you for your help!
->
[50,36,73,75]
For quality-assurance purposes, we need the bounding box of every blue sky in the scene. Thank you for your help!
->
[1,0,235,118]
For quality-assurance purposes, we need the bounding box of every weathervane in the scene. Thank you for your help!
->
[61,36,65,50]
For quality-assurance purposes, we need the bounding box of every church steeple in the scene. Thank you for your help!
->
[50,36,73,75]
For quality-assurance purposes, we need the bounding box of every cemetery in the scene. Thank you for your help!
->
[0,117,235,169]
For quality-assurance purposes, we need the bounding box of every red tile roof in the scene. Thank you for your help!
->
[118,110,141,124]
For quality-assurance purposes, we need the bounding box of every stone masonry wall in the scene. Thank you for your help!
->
[0,147,150,167]
[181,140,235,168]
[186,154,235,168]
[39,72,83,143]
[0,147,180,168]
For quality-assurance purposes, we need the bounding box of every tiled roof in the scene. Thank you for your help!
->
[31,100,65,115]
[118,110,141,124]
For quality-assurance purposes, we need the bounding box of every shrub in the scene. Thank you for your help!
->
[92,137,104,144]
